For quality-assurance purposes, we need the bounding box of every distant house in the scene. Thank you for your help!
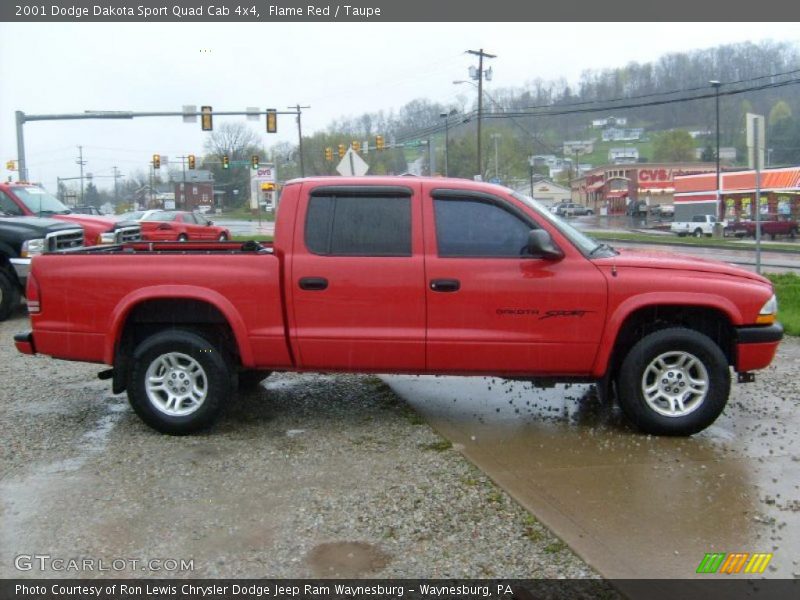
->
[563,140,594,155]
[172,169,215,210]
[608,147,640,163]
[602,128,644,142]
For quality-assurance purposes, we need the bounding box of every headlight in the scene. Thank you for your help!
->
[21,238,45,257]
[98,232,116,244]
[757,294,778,324]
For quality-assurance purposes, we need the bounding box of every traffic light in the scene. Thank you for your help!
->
[252,155,259,169]
[153,154,161,169]
[187,154,196,170]
[325,147,333,161]
[352,141,361,153]
[376,135,385,150]
[266,109,277,133]
[201,106,213,131]
[222,155,230,169]
[338,144,346,159]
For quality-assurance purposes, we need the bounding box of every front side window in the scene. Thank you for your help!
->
[433,197,533,258]
[0,191,24,216]
[305,195,411,256]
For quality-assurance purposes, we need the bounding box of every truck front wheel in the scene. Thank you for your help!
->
[0,270,21,322]
[127,329,232,434]
[616,328,730,436]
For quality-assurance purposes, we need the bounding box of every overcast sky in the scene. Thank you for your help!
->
[1,22,799,193]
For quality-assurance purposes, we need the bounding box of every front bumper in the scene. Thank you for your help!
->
[9,257,30,288]
[735,323,784,372]
[14,331,35,355]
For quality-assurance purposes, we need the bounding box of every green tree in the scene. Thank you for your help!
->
[768,100,792,127]
[203,122,264,208]
[653,130,696,162]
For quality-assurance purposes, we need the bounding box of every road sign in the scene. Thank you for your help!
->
[336,147,369,177]
[182,105,197,123]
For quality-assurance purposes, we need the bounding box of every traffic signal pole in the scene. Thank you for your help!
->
[13,107,302,183]
[289,104,311,177]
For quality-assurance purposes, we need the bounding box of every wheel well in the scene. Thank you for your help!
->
[608,305,735,382]
[114,299,238,393]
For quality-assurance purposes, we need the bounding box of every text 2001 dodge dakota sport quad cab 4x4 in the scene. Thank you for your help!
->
[15,177,783,436]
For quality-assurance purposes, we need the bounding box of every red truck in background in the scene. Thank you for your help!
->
[0,182,141,245]
[15,177,783,436]
[725,214,799,240]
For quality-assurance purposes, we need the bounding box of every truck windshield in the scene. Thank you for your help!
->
[509,190,616,258]
[12,186,72,215]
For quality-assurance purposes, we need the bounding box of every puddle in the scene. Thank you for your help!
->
[384,372,800,578]
[306,541,390,577]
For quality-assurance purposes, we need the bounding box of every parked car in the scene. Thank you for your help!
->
[16,176,782,437]
[556,202,594,217]
[139,210,231,241]
[670,214,725,237]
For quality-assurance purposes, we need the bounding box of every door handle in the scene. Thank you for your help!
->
[299,277,328,291]
[430,278,460,292]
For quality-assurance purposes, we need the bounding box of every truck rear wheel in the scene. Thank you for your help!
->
[616,328,730,436]
[693,228,703,238]
[0,270,21,322]
[127,329,232,434]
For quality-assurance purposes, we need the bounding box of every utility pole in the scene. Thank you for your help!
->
[289,104,311,177]
[112,166,122,206]
[76,145,86,205]
[710,80,722,219]
[466,48,496,180]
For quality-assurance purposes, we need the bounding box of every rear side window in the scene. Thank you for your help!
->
[305,195,411,256]
[434,197,533,258]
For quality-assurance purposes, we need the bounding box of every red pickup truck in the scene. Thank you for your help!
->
[725,215,798,240]
[0,182,141,245]
[15,177,782,436]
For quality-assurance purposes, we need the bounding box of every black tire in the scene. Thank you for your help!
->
[693,228,703,238]
[616,328,730,436]
[238,370,272,391]
[790,228,798,240]
[218,233,228,241]
[586,210,594,215]
[127,329,233,435]
[0,270,21,322]
[178,234,189,242]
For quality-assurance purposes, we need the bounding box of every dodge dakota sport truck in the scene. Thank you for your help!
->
[15,177,783,436]
[0,182,141,246]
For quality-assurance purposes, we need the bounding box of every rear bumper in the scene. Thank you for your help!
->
[14,331,35,355]
[735,323,783,372]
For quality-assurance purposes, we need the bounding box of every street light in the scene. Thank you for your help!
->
[710,80,722,217]
[439,109,457,177]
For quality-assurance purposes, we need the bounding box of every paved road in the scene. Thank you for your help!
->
[384,337,800,579]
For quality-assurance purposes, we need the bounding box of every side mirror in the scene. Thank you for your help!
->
[528,229,564,260]
[207,220,214,226]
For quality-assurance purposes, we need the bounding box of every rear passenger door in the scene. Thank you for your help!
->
[289,184,426,371]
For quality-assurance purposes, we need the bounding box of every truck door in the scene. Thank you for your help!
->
[289,184,426,371]
[422,186,607,375]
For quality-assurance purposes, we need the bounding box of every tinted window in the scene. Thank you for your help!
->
[434,197,533,258]
[305,195,411,256]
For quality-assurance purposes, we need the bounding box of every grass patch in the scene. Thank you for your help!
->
[486,490,504,504]
[231,234,274,242]
[219,208,275,221]
[589,231,800,253]
[420,439,453,452]
[766,273,800,336]
[544,540,567,554]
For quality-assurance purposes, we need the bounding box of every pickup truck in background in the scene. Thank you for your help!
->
[670,214,725,237]
[725,215,799,240]
[16,177,782,437]
[0,182,141,245]
[0,216,83,320]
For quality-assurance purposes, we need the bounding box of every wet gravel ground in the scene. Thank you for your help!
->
[0,308,596,579]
